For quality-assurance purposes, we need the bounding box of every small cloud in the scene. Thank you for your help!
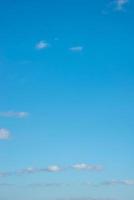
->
[36,40,49,50]
[0,111,29,118]
[0,128,10,140]
[72,163,103,171]
[46,165,62,173]
[69,46,83,52]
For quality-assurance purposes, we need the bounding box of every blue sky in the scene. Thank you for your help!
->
[0,0,134,200]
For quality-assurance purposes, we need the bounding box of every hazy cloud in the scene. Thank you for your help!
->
[28,182,64,188]
[0,128,10,140]
[102,0,129,14]
[69,46,83,52]
[102,179,134,186]
[19,167,39,175]
[0,111,29,118]
[72,163,103,171]
[0,183,15,187]
[0,172,12,177]
[57,197,115,200]
[17,165,62,175]
[115,0,129,11]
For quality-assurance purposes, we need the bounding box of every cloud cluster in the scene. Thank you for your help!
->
[0,111,29,118]
[35,40,84,52]
[0,163,103,178]
[0,128,10,140]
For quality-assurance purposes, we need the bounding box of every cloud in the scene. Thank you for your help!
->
[45,165,62,172]
[19,167,39,175]
[0,128,10,140]
[102,179,134,186]
[28,182,64,188]
[115,0,129,11]
[0,183,15,187]
[17,165,62,175]
[0,111,29,118]
[0,163,103,178]
[69,46,83,52]
[36,40,49,50]
[57,197,115,200]
[72,163,103,171]
[0,173,10,177]
[102,0,129,14]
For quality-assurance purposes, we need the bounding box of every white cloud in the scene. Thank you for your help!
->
[72,163,103,171]
[36,40,49,50]
[69,46,83,52]
[46,165,62,172]
[0,128,10,140]
[0,111,29,118]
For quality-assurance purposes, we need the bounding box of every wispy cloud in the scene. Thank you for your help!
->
[28,182,64,188]
[18,165,62,175]
[57,197,115,200]
[0,183,15,187]
[115,0,129,11]
[103,0,129,14]
[69,46,83,52]
[0,111,29,118]
[0,163,103,178]
[102,179,134,186]
[18,167,39,175]
[36,40,49,50]
[72,163,103,171]
[0,171,13,177]
[0,128,10,140]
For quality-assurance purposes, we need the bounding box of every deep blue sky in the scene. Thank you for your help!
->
[0,1,134,200]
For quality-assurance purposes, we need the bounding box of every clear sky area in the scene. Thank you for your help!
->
[0,1,134,200]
